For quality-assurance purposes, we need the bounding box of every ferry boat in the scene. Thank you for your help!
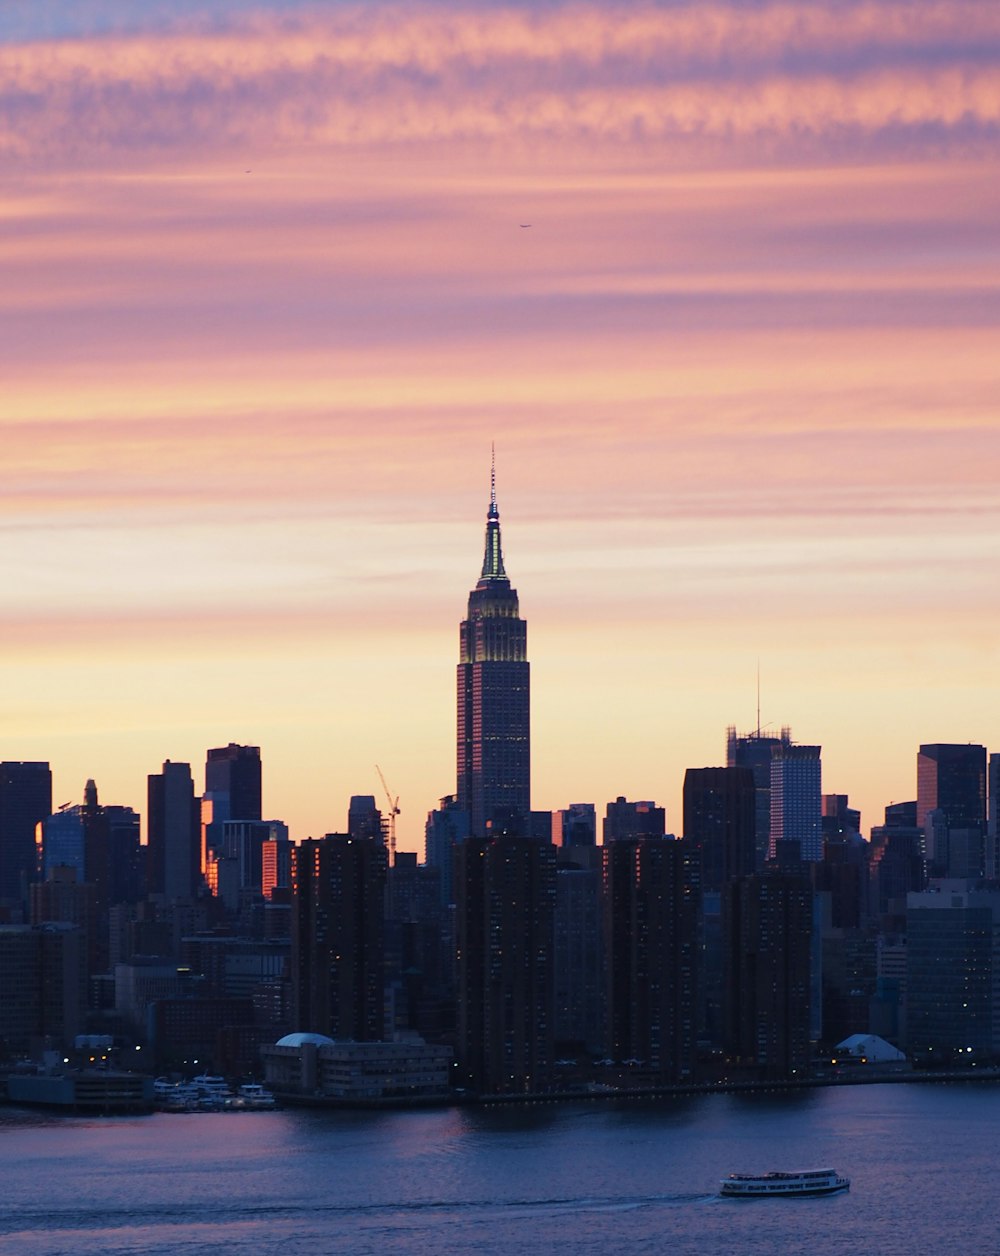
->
[236,1083,277,1110]
[720,1169,850,1198]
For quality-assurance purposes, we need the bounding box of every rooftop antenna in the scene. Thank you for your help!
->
[490,441,496,507]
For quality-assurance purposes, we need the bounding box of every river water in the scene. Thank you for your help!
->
[2,1081,998,1255]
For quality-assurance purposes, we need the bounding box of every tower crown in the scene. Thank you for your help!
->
[478,447,508,585]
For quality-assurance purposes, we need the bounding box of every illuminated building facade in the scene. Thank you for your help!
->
[457,463,530,838]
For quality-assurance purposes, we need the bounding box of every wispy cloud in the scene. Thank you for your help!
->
[2,3,998,165]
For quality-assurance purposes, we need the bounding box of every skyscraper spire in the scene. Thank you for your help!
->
[458,452,530,838]
[479,445,507,583]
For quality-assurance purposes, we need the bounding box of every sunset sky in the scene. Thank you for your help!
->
[3,0,999,851]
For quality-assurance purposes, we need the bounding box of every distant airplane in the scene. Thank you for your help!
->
[520,223,532,228]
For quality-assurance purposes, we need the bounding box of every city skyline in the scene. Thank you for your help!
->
[3,0,999,849]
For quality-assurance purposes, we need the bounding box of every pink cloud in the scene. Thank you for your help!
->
[2,2,998,166]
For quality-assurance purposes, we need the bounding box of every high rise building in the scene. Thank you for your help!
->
[424,795,469,907]
[769,744,822,862]
[454,832,556,1094]
[205,744,262,824]
[457,461,530,838]
[602,836,698,1079]
[726,727,792,869]
[291,833,387,1042]
[682,767,756,893]
[906,883,1000,1062]
[0,762,52,910]
[723,869,813,1079]
[147,761,201,902]
[917,744,987,876]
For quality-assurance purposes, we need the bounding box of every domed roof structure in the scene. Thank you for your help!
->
[275,1032,336,1048]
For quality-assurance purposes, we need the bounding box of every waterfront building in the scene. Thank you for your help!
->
[602,835,698,1079]
[291,832,388,1042]
[0,761,52,911]
[0,921,85,1054]
[262,1032,453,1102]
[454,831,556,1094]
[723,869,813,1079]
[456,462,530,838]
[906,882,1000,1062]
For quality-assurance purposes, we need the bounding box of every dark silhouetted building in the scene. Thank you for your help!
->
[603,835,698,1079]
[683,767,755,893]
[917,744,987,877]
[455,832,556,1094]
[724,869,813,1078]
[603,797,665,843]
[554,863,603,1053]
[554,803,597,849]
[424,795,469,907]
[906,883,1000,1062]
[147,761,201,902]
[205,743,262,824]
[457,465,530,838]
[0,762,52,911]
[347,795,382,841]
[291,833,387,1042]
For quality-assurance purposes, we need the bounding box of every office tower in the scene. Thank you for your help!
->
[603,835,698,1079]
[454,832,556,1094]
[106,805,143,907]
[39,807,85,879]
[769,744,822,862]
[682,767,756,893]
[917,744,987,876]
[0,762,52,909]
[205,743,262,824]
[723,869,813,1079]
[553,803,597,849]
[821,794,862,840]
[424,795,469,907]
[603,797,666,843]
[147,761,201,902]
[291,833,387,1041]
[726,726,792,869]
[457,462,530,838]
[906,884,1000,1061]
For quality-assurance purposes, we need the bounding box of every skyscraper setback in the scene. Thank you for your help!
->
[457,462,530,837]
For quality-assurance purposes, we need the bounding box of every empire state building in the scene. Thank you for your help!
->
[457,464,530,837]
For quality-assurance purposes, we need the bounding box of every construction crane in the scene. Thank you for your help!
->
[375,764,400,865]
